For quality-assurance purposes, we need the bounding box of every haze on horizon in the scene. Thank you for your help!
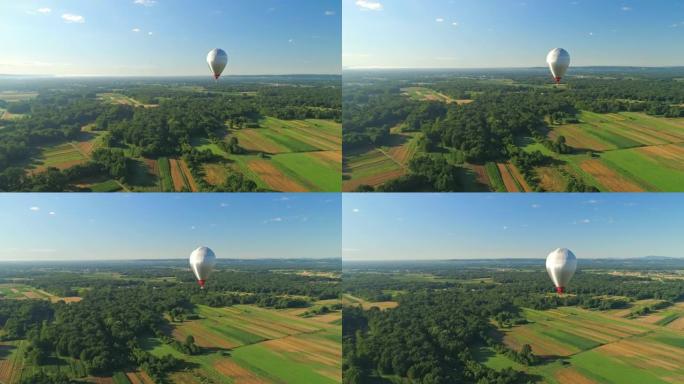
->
[0,0,341,76]
[343,0,684,69]
[0,193,341,261]
[343,194,684,261]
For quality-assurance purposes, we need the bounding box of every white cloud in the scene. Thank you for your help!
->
[352,208,360,213]
[132,28,141,32]
[49,212,56,215]
[288,38,294,44]
[581,219,591,224]
[29,206,40,211]
[621,6,632,11]
[133,0,157,6]
[190,225,196,230]
[62,13,85,23]
[36,8,51,14]
[324,10,335,16]
[264,217,283,224]
[436,18,444,22]
[356,0,383,11]
[148,31,153,35]
[452,21,459,27]
[531,204,541,209]
[588,31,594,36]
[503,226,509,230]
[219,202,229,207]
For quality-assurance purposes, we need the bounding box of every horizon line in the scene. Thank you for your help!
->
[0,73,342,78]
[342,65,684,71]
[342,256,683,262]
[0,257,342,263]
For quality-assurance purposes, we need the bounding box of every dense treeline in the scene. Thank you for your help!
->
[343,265,684,383]
[343,291,532,384]
[346,268,684,311]
[344,69,684,191]
[0,77,340,192]
[0,261,340,381]
[343,85,419,149]
[5,268,341,306]
[369,155,462,192]
[0,286,187,380]
[491,271,684,308]
[258,86,341,121]
[0,93,105,171]
[342,272,457,302]
[191,270,340,300]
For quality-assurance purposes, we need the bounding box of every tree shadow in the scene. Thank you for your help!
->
[382,133,409,147]
[202,347,232,357]
[0,344,16,359]
[127,159,157,187]
[538,355,570,364]
[178,360,201,371]
[520,372,545,383]
[242,150,273,158]
[456,166,490,192]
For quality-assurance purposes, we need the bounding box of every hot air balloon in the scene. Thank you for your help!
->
[546,48,570,84]
[189,246,216,289]
[207,48,228,80]
[546,248,577,294]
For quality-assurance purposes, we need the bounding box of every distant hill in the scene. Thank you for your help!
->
[343,257,684,271]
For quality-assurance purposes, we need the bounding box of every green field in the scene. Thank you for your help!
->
[478,306,684,383]
[0,339,92,384]
[16,129,105,178]
[143,304,341,384]
[401,87,470,104]
[123,158,160,192]
[89,179,123,192]
[271,152,341,191]
[485,162,506,192]
[342,130,421,191]
[97,93,156,108]
[0,284,52,300]
[194,117,342,191]
[601,147,684,191]
[0,92,38,102]
[0,91,37,122]
[157,157,173,192]
[41,144,86,166]
[533,111,684,192]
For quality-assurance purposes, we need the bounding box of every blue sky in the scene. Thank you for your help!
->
[343,0,684,69]
[343,194,684,260]
[0,193,341,261]
[0,0,341,76]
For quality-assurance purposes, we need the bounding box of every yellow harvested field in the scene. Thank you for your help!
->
[214,359,269,384]
[580,159,644,192]
[247,159,308,192]
[554,368,598,384]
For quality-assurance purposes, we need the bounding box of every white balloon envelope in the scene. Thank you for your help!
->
[189,246,216,288]
[546,248,577,294]
[207,48,229,80]
[546,48,571,84]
